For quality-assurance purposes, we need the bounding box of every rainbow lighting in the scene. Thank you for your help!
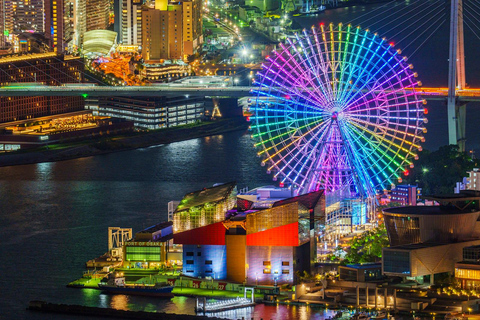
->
[249,23,427,198]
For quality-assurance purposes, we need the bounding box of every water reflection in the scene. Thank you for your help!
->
[110,294,129,311]
[35,162,53,181]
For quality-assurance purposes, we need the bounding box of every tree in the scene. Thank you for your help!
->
[343,225,390,264]
[403,145,477,195]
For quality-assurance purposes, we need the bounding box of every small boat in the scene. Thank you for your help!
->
[98,277,174,298]
[351,312,371,320]
[372,310,388,320]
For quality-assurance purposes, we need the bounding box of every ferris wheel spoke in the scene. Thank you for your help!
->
[312,27,336,100]
[250,115,323,132]
[343,123,400,184]
[261,120,330,167]
[348,115,424,142]
[334,24,354,102]
[296,31,334,105]
[254,118,323,153]
[273,122,332,183]
[349,113,424,122]
[348,117,423,147]
[347,98,424,114]
[345,123,407,185]
[344,61,415,111]
[338,31,387,104]
[341,53,401,109]
[347,120,415,163]
[347,80,421,113]
[254,87,327,114]
[341,127,390,190]
[303,28,333,101]
[265,56,329,107]
[336,122,378,196]
[279,41,331,103]
[252,24,426,196]
[297,123,337,193]
[319,24,338,97]
[278,121,333,181]
[255,72,326,111]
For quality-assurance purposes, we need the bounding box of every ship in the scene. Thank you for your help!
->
[98,277,174,298]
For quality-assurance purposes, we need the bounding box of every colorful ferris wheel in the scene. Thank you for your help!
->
[249,23,427,197]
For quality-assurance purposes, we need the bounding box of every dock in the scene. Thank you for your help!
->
[27,300,224,320]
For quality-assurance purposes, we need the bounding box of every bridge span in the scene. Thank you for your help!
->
[1,85,480,102]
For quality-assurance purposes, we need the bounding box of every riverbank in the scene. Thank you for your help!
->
[27,301,225,320]
[0,117,249,167]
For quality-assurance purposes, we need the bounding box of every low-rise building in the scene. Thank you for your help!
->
[173,183,325,285]
[85,96,204,130]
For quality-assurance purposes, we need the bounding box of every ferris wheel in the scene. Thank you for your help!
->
[249,23,427,197]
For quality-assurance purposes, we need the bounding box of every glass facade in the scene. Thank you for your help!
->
[173,184,237,233]
[383,250,411,275]
[463,246,480,262]
[456,268,480,280]
[384,215,420,246]
[125,246,162,262]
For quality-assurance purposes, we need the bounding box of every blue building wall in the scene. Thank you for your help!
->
[182,245,227,279]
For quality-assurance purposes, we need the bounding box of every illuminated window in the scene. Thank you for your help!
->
[282,261,289,266]
[263,269,271,274]
[263,261,271,266]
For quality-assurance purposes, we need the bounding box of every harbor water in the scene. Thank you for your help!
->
[2,1,480,319]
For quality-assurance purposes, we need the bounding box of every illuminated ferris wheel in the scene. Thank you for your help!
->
[249,23,427,197]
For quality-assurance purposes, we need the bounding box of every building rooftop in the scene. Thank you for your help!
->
[383,205,476,215]
[385,241,477,251]
[137,221,173,234]
[175,182,236,213]
[272,190,324,210]
[343,263,382,269]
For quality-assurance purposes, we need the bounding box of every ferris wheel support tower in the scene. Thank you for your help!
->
[448,0,467,152]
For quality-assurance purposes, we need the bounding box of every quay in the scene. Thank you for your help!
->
[27,300,224,320]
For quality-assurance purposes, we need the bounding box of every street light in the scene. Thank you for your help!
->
[234,78,239,86]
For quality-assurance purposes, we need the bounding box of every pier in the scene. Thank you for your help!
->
[195,287,256,313]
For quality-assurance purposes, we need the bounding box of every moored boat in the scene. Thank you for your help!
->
[98,277,174,298]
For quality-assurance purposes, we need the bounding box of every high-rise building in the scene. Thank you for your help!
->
[141,0,202,61]
[11,0,45,33]
[73,0,87,48]
[86,0,110,31]
[114,0,143,46]
[45,0,74,52]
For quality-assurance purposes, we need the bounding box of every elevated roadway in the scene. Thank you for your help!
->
[1,85,480,102]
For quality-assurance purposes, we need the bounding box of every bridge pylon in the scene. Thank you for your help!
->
[447,0,467,152]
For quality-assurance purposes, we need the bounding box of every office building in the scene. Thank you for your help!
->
[45,0,75,52]
[0,53,84,122]
[390,184,418,206]
[141,0,202,61]
[11,0,45,33]
[467,169,480,191]
[85,95,204,129]
[114,0,143,46]
[86,0,110,31]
